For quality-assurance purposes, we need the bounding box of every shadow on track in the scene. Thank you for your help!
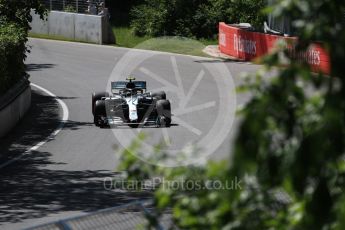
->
[26,64,56,72]
[0,90,93,160]
[0,89,60,161]
[0,89,91,162]
[0,150,151,223]
[0,89,151,224]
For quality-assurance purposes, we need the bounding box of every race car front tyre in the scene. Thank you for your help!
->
[151,91,166,100]
[156,100,171,127]
[94,100,107,128]
[129,122,139,128]
[92,91,109,115]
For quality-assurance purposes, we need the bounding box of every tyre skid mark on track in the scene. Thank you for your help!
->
[0,83,69,169]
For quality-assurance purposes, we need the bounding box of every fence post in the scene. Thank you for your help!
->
[50,0,52,11]
[76,0,79,13]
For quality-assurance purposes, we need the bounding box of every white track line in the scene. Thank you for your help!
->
[0,83,69,169]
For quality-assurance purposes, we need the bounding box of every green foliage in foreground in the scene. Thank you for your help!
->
[119,0,345,229]
[130,0,265,39]
[0,0,46,95]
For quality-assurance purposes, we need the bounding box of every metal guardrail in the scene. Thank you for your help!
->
[40,0,105,15]
[25,200,177,230]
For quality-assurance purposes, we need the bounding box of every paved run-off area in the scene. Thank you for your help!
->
[0,38,260,229]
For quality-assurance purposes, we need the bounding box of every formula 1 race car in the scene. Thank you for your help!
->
[92,77,172,128]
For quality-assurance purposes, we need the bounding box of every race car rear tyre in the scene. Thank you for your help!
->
[94,100,107,128]
[92,92,109,115]
[151,91,166,100]
[156,100,171,127]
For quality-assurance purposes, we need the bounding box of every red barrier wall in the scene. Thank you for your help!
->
[219,22,330,74]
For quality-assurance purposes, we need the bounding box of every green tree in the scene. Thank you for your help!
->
[130,0,265,39]
[0,22,26,94]
[119,0,345,229]
[0,0,46,94]
[0,0,46,32]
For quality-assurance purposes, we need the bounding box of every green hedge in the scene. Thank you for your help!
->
[130,0,265,39]
[0,22,27,95]
[0,0,45,96]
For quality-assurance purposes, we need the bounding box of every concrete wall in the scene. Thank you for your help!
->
[74,13,102,43]
[30,11,110,44]
[48,11,75,39]
[0,81,31,138]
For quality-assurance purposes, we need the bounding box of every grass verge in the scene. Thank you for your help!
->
[113,27,217,57]
[28,33,95,44]
[134,37,208,57]
[112,27,151,48]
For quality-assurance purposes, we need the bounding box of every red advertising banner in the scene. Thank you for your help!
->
[219,22,330,74]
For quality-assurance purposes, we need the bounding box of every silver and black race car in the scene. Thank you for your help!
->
[92,77,172,128]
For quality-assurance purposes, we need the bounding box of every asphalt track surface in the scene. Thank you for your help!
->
[0,38,260,229]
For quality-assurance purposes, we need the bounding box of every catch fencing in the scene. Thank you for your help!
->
[40,0,105,15]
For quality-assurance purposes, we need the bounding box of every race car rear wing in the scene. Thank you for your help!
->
[111,81,147,93]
